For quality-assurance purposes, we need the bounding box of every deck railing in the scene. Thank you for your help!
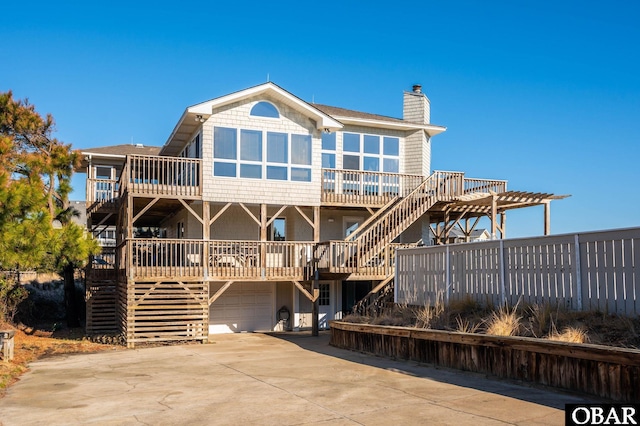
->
[314,241,359,274]
[86,178,119,210]
[321,169,424,205]
[128,239,315,280]
[464,177,507,194]
[123,239,416,279]
[121,154,202,197]
[352,243,419,278]
[88,246,117,281]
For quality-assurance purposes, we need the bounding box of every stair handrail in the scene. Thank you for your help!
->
[352,171,464,266]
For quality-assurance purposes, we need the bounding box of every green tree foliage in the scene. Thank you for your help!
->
[0,91,99,326]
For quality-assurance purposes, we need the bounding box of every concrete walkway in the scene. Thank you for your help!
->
[0,332,595,425]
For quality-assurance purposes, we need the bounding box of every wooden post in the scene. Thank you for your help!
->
[544,201,551,235]
[312,262,319,337]
[313,206,320,242]
[260,204,267,241]
[260,204,267,274]
[500,212,506,239]
[202,202,210,341]
[491,195,497,239]
[202,201,210,278]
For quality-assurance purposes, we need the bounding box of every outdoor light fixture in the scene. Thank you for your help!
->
[195,115,205,123]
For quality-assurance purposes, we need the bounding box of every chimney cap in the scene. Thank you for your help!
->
[412,84,422,94]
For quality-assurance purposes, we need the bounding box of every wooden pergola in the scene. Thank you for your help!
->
[427,190,569,243]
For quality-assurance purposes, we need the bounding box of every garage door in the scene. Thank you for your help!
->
[209,282,274,334]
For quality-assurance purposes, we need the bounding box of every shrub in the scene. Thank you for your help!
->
[0,278,29,324]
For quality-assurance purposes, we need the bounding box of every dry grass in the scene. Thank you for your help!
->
[414,292,446,329]
[526,303,554,337]
[348,299,640,349]
[485,304,522,336]
[370,304,415,327]
[455,316,483,334]
[548,326,590,344]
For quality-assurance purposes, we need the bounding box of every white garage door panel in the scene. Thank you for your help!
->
[209,283,274,334]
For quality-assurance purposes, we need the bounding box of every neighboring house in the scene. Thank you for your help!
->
[78,82,565,346]
[446,228,491,244]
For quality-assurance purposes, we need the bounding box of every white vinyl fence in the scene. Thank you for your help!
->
[395,227,640,316]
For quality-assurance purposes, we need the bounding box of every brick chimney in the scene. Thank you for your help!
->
[403,84,430,124]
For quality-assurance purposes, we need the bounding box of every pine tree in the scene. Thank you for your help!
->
[0,91,99,326]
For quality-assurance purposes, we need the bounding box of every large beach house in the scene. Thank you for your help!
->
[80,82,563,346]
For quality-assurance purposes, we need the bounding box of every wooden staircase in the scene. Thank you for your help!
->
[345,171,463,269]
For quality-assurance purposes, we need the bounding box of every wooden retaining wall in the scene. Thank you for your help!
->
[330,322,640,402]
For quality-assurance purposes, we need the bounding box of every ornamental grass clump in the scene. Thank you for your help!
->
[455,315,483,334]
[547,324,590,344]
[414,291,446,329]
[485,304,522,336]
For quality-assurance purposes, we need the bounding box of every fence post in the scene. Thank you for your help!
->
[574,234,582,311]
[499,239,506,306]
[445,245,450,303]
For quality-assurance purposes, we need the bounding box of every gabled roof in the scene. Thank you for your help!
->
[77,144,162,170]
[161,82,344,156]
[313,104,406,124]
[313,104,447,136]
[80,144,162,157]
[448,228,490,239]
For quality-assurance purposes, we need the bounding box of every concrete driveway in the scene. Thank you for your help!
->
[0,332,594,425]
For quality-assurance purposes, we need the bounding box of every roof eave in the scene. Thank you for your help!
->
[332,116,446,136]
[162,83,344,153]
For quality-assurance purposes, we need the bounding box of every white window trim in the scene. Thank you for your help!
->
[249,101,281,120]
[213,126,313,183]
[340,132,400,174]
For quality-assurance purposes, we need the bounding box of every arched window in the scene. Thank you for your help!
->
[250,101,279,118]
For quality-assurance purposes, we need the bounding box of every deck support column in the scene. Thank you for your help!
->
[312,263,319,337]
[260,204,267,272]
[202,202,210,278]
[202,202,210,339]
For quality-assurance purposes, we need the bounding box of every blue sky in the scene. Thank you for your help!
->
[1,1,638,238]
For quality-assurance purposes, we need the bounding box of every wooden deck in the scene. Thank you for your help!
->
[86,154,508,208]
[125,239,316,281]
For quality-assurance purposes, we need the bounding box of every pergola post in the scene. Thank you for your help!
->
[491,195,497,239]
[544,201,551,235]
